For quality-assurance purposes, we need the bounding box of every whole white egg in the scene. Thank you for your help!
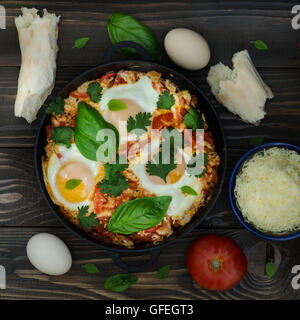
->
[164,28,211,70]
[26,233,72,275]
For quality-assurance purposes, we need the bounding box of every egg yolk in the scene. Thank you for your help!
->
[56,162,94,203]
[107,98,143,130]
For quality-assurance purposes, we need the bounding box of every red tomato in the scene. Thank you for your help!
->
[186,234,247,291]
[69,91,89,99]
[99,73,116,82]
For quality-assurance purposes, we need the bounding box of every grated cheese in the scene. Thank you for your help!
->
[234,147,300,234]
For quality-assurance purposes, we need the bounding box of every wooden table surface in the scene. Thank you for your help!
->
[0,0,299,300]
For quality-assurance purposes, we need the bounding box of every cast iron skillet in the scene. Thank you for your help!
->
[34,41,227,272]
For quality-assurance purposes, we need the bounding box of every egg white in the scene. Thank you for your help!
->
[100,75,158,128]
[47,143,99,211]
[130,144,203,223]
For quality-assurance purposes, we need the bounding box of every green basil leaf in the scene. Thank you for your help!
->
[83,263,100,274]
[65,179,82,190]
[108,196,172,235]
[107,12,161,60]
[108,99,128,111]
[157,265,170,279]
[180,185,198,196]
[74,101,119,161]
[104,274,138,292]
[250,137,264,146]
[73,37,90,49]
[252,40,268,50]
[266,262,275,279]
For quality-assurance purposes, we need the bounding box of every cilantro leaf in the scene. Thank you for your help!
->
[146,151,177,182]
[50,126,74,148]
[65,179,82,190]
[87,82,102,103]
[46,96,65,115]
[127,112,152,133]
[187,152,208,177]
[157,265,170,279]
[98,176,130,197]
[157,91,175,110]
[183,107,204,130]
[83,263,100,274]
[73,37,90,49]
[97,160,129,197]
[77,206,99,230]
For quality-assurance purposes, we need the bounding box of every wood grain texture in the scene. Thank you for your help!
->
[0,227,299,300]
[1,1,299,68]
[0,0,299,300]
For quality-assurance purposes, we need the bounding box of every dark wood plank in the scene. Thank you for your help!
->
[1,1,299,68]
[0,148,241,228]
[0,0,299,301]
[0,67,299,148]
[0,227,299,300]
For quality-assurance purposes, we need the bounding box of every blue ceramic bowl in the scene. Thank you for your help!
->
[229,142,300,241]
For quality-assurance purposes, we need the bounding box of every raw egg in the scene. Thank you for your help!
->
[26,233,72,275]
[164,28,211,70]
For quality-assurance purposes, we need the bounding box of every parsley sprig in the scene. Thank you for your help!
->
[127,112,152,134]
[50,126,74,148]
[87,82,102,103]
[146,151,177,182]
[157,91,175,110]
[77,206,99,230]
[97,159,129,197]
[183,107,204,130]
[46,96,65,115]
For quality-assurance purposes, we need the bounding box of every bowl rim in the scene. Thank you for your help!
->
[229,142,300,241]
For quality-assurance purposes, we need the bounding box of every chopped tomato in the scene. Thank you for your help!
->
[204,132,214,146]
[114,76,127,85]
[45,124,53,139]
[69,91,89,99]
[94,188,105,214]
[152,112,174,130]
[99,73,116,82]
[56,153,62,159]
[152,115,164,129]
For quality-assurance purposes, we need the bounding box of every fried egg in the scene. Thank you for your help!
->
[130,143,203,224]
[46,143,100,211]
[100,76,159,133]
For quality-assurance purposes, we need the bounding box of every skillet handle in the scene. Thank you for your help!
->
[108,249,161,273]
[103,41,152,62]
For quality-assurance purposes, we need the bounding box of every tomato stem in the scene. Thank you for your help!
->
[210,258,222,272]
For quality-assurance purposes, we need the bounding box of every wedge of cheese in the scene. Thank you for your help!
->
[14,7,60,123]
[207,50,274,124]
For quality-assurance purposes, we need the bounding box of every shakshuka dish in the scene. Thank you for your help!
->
[42,70,220,248]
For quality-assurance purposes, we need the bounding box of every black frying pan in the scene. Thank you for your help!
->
[34,41,227,272]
